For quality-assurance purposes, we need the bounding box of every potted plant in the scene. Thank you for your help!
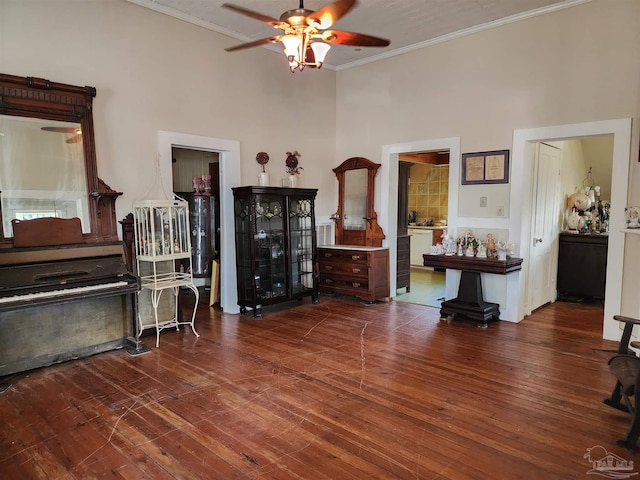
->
[256,152,270,186]
[285,150,302,187]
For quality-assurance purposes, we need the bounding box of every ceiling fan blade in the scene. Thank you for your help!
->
[66,135,82,144]
[41,127,78,133]
[225,36,281,52]
[322,30,390,47]
[222,3,281,27]
[309,0,356,29]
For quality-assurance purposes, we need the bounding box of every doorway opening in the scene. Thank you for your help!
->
[379,136,461,304]
[157,131,241,314]
[171,147,221,303]
[395,151,449,308]
[529,137,613,315]
[512,118,631,340]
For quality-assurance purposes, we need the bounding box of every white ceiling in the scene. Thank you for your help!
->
[127,0,588,70]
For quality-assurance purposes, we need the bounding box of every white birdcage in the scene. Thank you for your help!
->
[133,197,199,347]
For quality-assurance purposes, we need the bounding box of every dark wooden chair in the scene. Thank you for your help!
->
[608,353,640,451]
[604,315,640,451]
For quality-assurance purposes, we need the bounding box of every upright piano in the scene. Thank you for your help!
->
[0,218,140,377]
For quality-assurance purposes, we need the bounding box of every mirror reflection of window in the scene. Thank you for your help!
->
[344,168,367,230]
[0,115,89,236]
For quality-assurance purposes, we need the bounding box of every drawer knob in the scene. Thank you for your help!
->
[324,265,333,271]
[352,268,361,273]
[325,279,333,284]
[352,282,361,288]
[324,253,333,258]
[351,255,360,260]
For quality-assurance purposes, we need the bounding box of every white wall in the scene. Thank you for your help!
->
[582,136,614,201]
[0,0,338,221]
[335,0,640,327]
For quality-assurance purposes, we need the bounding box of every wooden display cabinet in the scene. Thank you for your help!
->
[232,186,319,317]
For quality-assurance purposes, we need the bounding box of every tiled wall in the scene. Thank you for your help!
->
[408,164,449,223]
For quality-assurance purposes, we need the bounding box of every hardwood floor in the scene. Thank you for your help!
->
[0,297,633,479]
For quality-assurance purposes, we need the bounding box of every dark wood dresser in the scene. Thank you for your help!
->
[396,235,411,291]
[318,245,390,303]
[396,161,411,291]
[557,232,608,301]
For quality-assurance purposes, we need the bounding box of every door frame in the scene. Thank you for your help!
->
[512,118,631,341]
[158,131,241,314]
[380,137,461,300]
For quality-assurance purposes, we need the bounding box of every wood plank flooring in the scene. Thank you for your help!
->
[0,296,634,479]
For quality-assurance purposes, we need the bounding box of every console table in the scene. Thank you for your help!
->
[422,254,523,327]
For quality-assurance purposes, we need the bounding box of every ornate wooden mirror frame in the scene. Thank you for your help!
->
[332,156,385,247]
[0,73,121,247]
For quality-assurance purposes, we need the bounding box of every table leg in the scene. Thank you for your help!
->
[439,270,500,327]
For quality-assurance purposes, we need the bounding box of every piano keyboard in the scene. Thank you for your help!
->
[0,281,129,304]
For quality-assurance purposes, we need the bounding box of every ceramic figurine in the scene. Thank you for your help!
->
[486,234,497,259]
[498,241,508,261]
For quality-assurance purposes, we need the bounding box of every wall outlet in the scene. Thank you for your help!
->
[480,196,487,207]
[497,205,504,216]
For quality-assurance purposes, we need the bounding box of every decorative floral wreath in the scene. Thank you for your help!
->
[285,150,303,175]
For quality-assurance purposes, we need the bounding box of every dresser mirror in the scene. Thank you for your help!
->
[0,73,121,246]
[332,156,385,247]
[343,168,367,231]
[0,115,88,237]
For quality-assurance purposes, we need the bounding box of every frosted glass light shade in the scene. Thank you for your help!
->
[281,34,302,61]
[310,42,331,64]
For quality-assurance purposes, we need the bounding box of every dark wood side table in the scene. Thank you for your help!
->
[422,254,524,327]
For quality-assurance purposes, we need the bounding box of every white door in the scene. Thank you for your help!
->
[530,143,562,310]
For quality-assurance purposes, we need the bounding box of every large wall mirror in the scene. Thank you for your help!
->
[0,74,121,247]
[333,157,385,247]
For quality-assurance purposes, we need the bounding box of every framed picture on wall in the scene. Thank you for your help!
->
[461,150,509,185]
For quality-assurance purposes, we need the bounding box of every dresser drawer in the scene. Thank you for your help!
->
[320,274,369,289]
[318,249,369,265]
[319,275,370,297]
[318,260,368,279]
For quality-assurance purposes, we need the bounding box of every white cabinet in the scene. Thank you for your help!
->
[409,228,433,266]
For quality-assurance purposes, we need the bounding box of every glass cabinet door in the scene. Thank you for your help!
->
[233,195,254,302]
[255,194,286,301]
[288,196,315,295]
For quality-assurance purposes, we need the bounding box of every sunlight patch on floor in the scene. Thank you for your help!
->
[395,267,445,308]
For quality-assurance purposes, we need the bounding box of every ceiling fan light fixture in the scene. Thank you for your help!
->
[281,34,302,60]
[222,0,390,74]
[310,42,331,66]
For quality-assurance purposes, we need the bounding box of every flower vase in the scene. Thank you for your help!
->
[288,174,297,188]
[258,172,269,186]
[193,176,202,195]
[202,175,211,195]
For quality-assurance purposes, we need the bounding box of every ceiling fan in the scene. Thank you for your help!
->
[222,0,390,72]
[41,126,82,144]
